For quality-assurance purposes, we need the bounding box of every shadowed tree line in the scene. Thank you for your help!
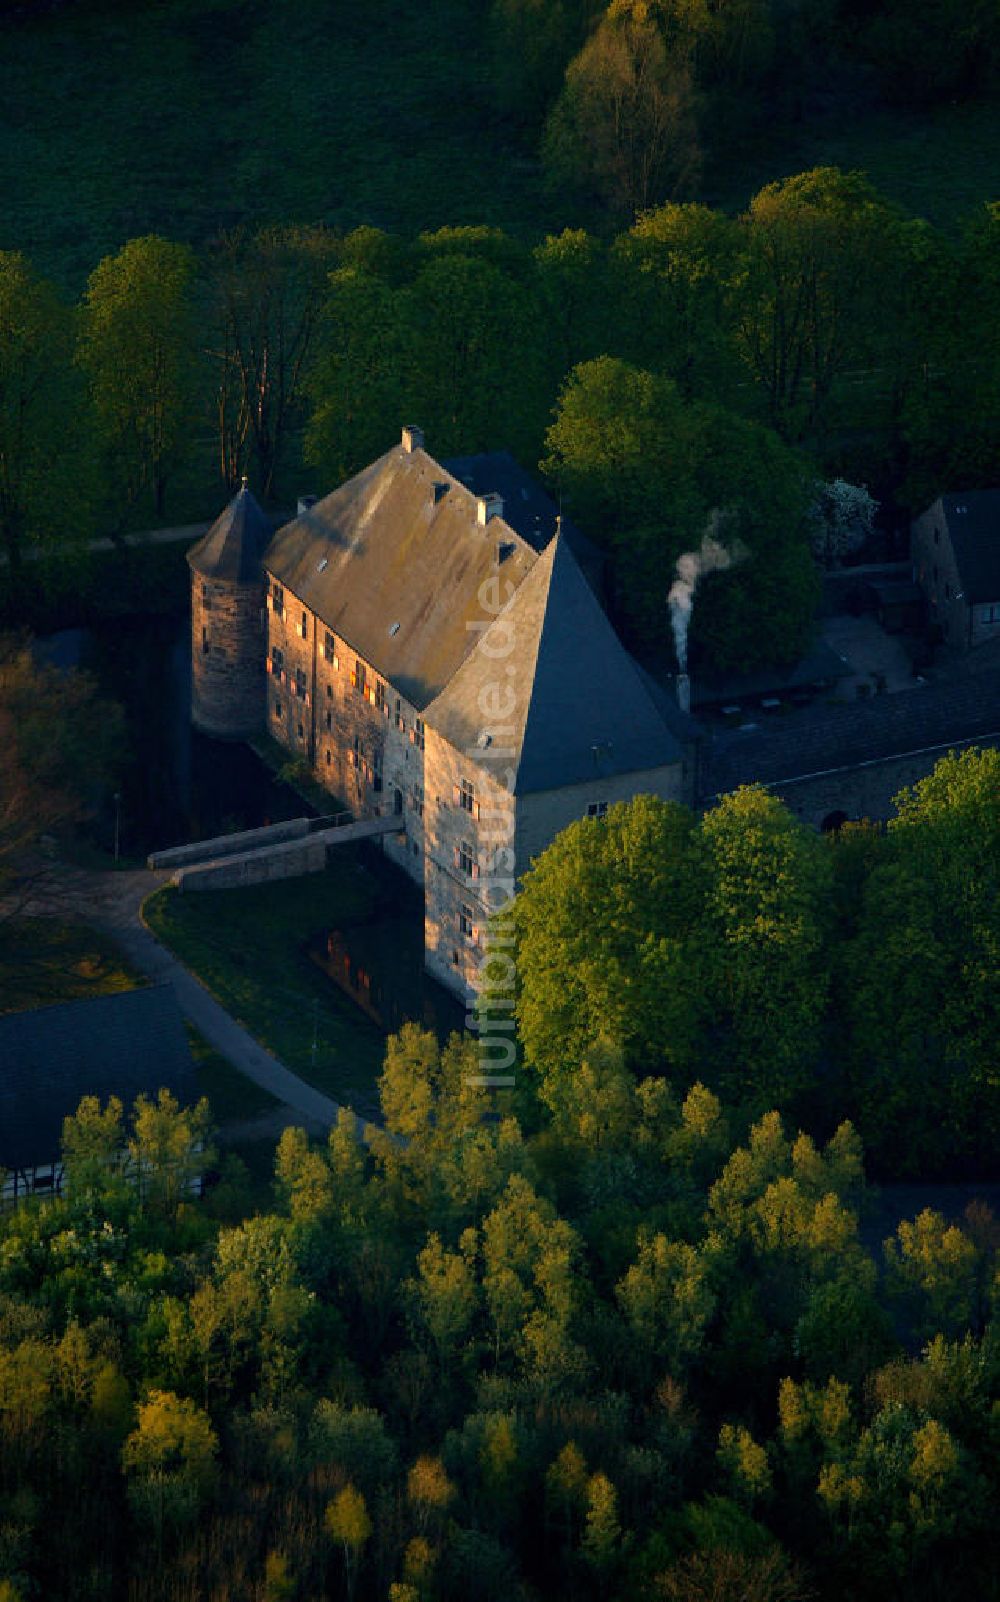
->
[4,174,1000,669]
[492,0,1000,215]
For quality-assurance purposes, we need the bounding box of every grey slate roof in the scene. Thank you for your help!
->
[0,985,196,1172]
[442,449,606,594]
[938,491,1000,603]
[691,638,851,708]
[424,533,686,794]
[187,483,274,584]
[263,444,540,709]
[700,666,1000,799]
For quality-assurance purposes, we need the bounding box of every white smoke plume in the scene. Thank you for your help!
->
[668,511,745,671]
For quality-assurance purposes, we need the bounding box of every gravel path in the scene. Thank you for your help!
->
[6,859,344,1131]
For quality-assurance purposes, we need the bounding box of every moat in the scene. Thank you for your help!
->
[39,614,464,1041]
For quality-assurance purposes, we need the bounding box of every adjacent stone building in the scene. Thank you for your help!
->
[912,490,1000,652]
[195,428,696,1000]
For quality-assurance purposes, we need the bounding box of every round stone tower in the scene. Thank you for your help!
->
[186,478,272,738]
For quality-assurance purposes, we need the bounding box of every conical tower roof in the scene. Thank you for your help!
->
[425,533,687,795]
[187,481,273,584]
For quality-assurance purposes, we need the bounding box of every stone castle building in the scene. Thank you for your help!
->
[187,428,696,998]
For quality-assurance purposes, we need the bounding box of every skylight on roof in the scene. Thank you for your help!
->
[317,557,329,572]
[389,621,401,637]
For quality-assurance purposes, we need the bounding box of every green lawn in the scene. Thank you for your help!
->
[707,97,1000,230]
[4,0,998,300]
[143,853,397,1121]
[187,1028,281,1126]
[0,917,140,1014]
[0,0,556,293]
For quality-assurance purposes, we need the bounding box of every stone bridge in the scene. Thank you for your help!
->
[149,812,401,892]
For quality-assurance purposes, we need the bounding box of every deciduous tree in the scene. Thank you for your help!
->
[78,236,196,519]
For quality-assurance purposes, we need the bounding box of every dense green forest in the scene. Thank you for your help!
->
[5,176,1000,667]
[3,0,1000,668]
[2,8,999,1594]
[1,749,998,1601]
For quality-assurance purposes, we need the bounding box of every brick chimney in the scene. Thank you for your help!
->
[477,491,503,526]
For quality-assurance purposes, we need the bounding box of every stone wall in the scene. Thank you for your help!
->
[264,570,425,886]
[515,763,690,876]
[174,836,329,891]
[149,816,311,870]
[769,734,1000,830]
[190,572,267,737]
[423,728,514,998]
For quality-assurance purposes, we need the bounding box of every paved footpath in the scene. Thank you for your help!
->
[8,860,343,1133]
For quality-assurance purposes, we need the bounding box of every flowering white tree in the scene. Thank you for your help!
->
[808,479,878,567]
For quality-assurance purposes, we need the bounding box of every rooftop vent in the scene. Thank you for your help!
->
[401,424,425,454]
[433,481,450,504]
[477,491,504,526]
[497,540,516,564]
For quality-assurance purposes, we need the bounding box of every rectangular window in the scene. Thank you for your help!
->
[587,801,608,818]
[202,584,212,610]
[460,904,475,938]
[352,660,367,695]
[272,581,284,615]
[375,680,386,713]
[457,840,478,878]
[459,778,476,813]
[202,626,210,655]
[273,700,283,719]
[270,646,284,677]
[325,709,332,731]
[982,604,998,624]
[324,631,336,663]
[299,610,308,639]
[410,783,424,818]
[295,668,308,699]
[415,717,425,751]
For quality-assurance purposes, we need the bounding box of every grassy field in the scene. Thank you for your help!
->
[3,0,999,298]
[143,853,398,1121]
[0,0,556,292]
[187,1028,281,1125]
[707,96,1000,231]
[0,917,138,1013]
[0,912,281,1127]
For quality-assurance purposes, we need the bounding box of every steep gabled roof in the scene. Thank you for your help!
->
[938,492,1000,603]
[442,448,606,594]
[424,533,685,794]
[263,444,538,708]
[187,482,274,584]
[0,985,197,1171]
